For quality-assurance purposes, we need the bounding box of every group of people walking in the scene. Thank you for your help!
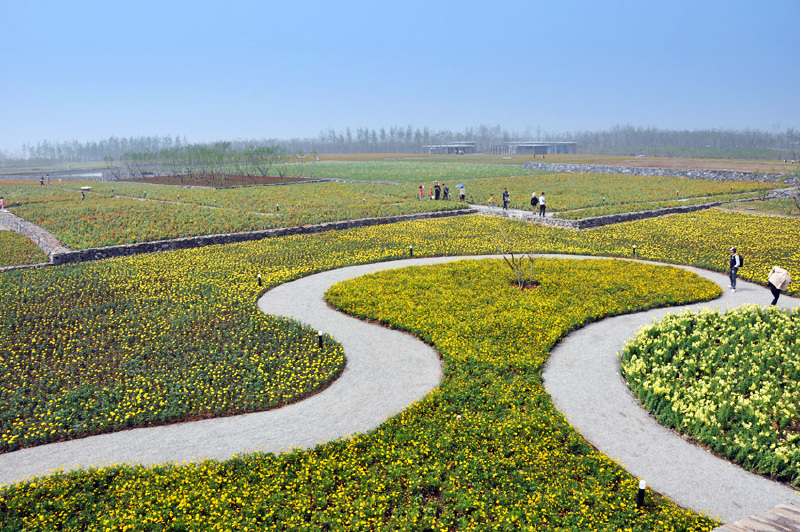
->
[419,183,461,201]
[530,191,546,217]
[484,189,547,217]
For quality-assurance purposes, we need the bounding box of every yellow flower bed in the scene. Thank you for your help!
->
[1,258,720,531]
[0,231,48,267]
[621,304,800,486]
[0,249,345,452]
[3,207,800,530]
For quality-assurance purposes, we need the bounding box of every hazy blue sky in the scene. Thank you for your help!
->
[2,0,798,153]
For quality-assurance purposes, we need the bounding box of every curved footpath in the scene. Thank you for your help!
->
[0,257,455,486]
[0,255,798,525]
[542,260,800,523]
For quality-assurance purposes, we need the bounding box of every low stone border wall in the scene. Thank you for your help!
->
[523,162,799,186]
[49,208,476,265]
[476,201,726,230]
[567,202,723,229]
[767,187,800,199]
[515,202,723,230]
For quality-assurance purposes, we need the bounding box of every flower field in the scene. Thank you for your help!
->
[621,305,800,486]
[554,192,765,220]
[1,207,800,530]
[0,164,776,251]
[298,160,539,183]
[3,181,461,249]
[0,250,345,452]
[0,257,720,531]
[719,198,800,217]
[0,231,48,267]
[457,173,772,214]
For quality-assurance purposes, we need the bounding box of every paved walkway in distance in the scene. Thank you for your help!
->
[543,262,800,524]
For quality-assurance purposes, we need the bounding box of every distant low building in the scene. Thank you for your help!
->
[494,142,577,155]
[423,142,477,155]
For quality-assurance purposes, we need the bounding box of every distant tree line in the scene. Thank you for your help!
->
[10,135,189,164]
[2,125,799,165]
[105,142,315,184]
[565,125,800,160]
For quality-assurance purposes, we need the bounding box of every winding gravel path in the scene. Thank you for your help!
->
[0,257,454,486]
[0,254,798,525]
[543,262,800,523]
[0,210,71,258]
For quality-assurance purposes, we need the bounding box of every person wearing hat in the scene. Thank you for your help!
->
[729,247,743,292]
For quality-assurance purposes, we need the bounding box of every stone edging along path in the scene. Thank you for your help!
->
[1,254,799,524]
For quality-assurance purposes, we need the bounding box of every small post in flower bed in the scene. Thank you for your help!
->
[636,479,646,508]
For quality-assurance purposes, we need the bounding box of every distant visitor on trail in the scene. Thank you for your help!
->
[530,192,539,212]
[728,247,742,292]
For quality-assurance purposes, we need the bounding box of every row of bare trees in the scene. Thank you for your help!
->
[104,143,315,184]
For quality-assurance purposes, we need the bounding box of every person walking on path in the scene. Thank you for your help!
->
[538,193,546,217]
[418,185,424,200]
[488,194,495,207]
[0,197,5,211]
[767,266,791,305]
[434,183,441,200]
[729,247,743,292]
[443,184,450,200]
[502,188,510,210]
[530,192,539,213]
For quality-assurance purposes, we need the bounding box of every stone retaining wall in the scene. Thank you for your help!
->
[49,208,476,265]
[491,201,725,230]
[568,202,723,229]
[523,162,799,186]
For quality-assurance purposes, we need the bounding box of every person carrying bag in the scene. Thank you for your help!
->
[767,266,791,306]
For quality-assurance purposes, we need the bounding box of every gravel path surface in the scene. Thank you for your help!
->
[0,257,455,485]
[543,263,800,523]
[1,254,798,526]
[0,210,71,258]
